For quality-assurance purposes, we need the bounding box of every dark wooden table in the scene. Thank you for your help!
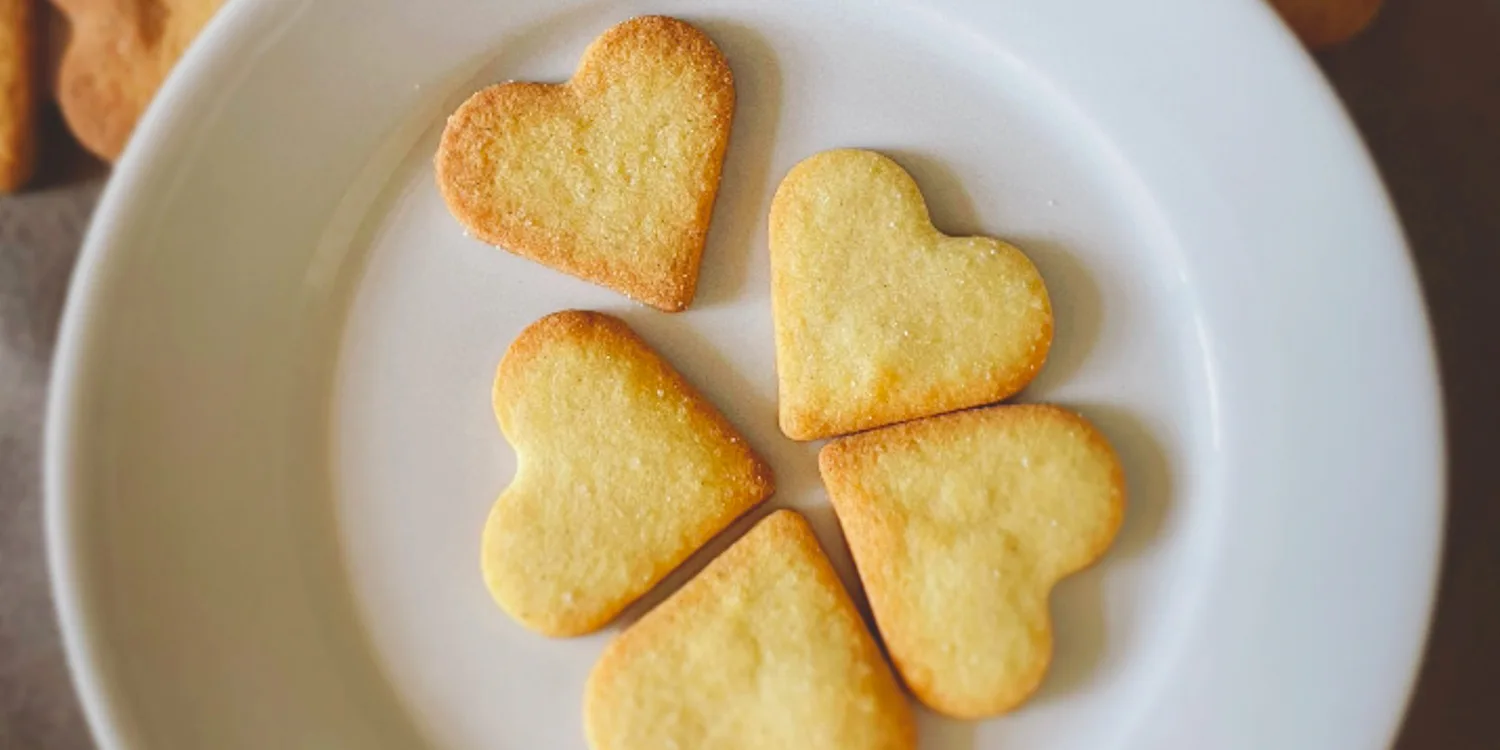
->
[1,1,1495,746]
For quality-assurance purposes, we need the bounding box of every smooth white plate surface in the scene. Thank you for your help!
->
[46,1,1443,749]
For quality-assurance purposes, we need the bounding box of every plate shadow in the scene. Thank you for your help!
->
[691,20,783,309]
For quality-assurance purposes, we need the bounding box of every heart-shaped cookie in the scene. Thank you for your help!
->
[821,404,1125,718]
[585,510,915,750]
[436,16,735,312]
[483,311,773,637]
[769,148,1053,440]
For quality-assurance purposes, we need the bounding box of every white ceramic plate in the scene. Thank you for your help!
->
[46,0,1443,748]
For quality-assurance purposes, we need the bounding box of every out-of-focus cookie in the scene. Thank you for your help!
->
[52,0,222,161]
[584,509,915,750]
[482,310,772,637]
[1268,0,1383,49]
[0,0,37,192]
[769,148,1052,440]
[436,16,735,312]
[821,404,1125,718]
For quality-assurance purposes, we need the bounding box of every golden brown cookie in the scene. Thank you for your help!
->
[1268,0,1383,49]
[0,0,37,192]
[584,510,915,750]
[482,310,773,637]
[436,16,735,312]
[821,404,1125,718]
[769,149,1053,441]
[52,0,222,161]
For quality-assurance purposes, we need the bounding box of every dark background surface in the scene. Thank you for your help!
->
[1,0,1496,747]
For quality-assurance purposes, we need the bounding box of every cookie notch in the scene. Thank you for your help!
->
[821,404,1125,718]
[436,16,736,312]
[769,148,1053,441]
[483,310,773,637]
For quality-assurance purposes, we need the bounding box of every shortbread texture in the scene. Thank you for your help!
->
[769,148,1053,440]
[436,16,735,311]
[821,404,1125,718]
[483,311,772,637]
[585,510,914,750]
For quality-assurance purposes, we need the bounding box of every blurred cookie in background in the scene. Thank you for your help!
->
[51,0,221,161]
[1,0,38,192]
[1269,0,1383,49]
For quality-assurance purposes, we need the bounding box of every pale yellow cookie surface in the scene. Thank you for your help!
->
[769,148,1053,440]
[821,404,1125,718]
[436,16,735,312]
[585,510,914,750]
[483,311,772,637]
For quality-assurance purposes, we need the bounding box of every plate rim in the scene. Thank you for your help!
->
[44,0,1445,748]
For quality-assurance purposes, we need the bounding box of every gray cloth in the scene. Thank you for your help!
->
[0,178,100,750]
